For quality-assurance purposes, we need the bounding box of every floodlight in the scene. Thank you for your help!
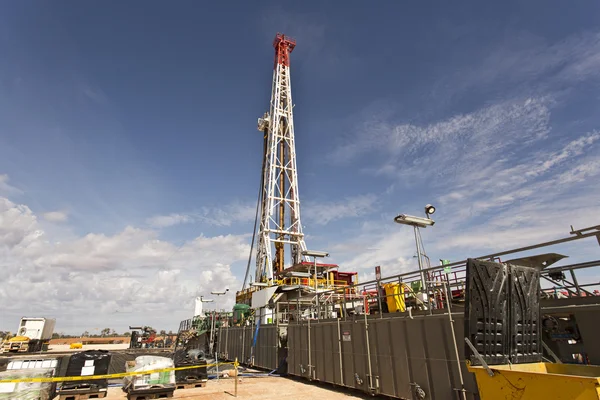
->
[393,214,435,228]
[425,204,436,216]
[211,288,229,295]
[301,250,329,258]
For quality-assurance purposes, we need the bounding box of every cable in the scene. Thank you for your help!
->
[242,177,262,290]
[242,130,268,290]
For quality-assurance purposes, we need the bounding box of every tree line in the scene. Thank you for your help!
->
[1,328,175,340]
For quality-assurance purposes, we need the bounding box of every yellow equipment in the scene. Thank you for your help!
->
[1,336,31,353]
[468,361,600,399]
[383,283,405,312]
[8,336,29,342]
[70,342,83,349]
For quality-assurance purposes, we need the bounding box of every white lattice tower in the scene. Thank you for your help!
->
[255,33,308,284]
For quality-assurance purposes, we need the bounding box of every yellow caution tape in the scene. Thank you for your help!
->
[0,361,238,384]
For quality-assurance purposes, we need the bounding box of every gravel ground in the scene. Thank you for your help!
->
[104,376,370,399]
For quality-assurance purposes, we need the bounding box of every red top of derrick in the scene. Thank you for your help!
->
[273,33,296,68]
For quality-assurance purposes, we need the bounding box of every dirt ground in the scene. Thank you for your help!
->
[104,376,370,399]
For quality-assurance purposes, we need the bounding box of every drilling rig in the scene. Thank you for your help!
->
[235,34,359,323]
[255,33,309,284]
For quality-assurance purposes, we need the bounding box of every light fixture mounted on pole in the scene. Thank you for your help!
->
[211,288,230,296]
[424,204,436,217]
[210,288,229,313]
[393,204,437,304]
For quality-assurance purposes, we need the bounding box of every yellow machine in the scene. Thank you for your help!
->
[383,283,406,312]
[1,336,32,353]
[468,361,600,399]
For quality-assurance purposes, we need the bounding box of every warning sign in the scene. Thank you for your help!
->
[342,331,351,342]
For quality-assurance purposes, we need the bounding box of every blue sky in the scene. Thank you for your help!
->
[1,1,599,334]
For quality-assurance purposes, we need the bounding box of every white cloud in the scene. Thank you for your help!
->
[304,194,378,225]
[197,203,256,227]
[334,96,552,173]
[326,97,600,278]
[525,131,600,179]
[556,158,600,185]
[436,131,600,217]
[42,211,68,223]
[146,213,193,228]
[80,84,108,104]
[439,30,600,100]
[0,196,249,334]
[0,197,41,248]
[0,174,23,196]
[146,202,256,229]
[310,30,600,292]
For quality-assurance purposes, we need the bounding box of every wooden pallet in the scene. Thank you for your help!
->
[127,387,175,400]
[175,380,207,389]
[58,389,107,400]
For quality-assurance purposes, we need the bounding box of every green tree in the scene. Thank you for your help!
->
[100,328,111,337]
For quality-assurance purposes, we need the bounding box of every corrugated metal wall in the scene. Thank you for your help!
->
[218,326,252,364]
[218,325,278,370]
[220,314,480,399]
[254,324,278,370]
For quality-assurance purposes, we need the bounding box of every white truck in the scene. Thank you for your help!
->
[0,317,56,353]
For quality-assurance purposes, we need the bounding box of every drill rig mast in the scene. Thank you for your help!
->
[254,33,309,285]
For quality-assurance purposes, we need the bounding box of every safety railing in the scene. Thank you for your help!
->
[278,276,354,289]
[301,224,600,320]
[236,277,357,303]
[540,259,600,298]
[235,285,261,303]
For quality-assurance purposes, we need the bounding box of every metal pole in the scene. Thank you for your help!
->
[234,357,238,397]
[218,320,223,356]
[413,226,427,303]
[343,291,347,321]
[314,257,319,319]
[307,317,312,380]
[442,281,466,400]
[275,302,280,369]
[376,276,384,319]
[364,309,374,392]
[241,326,246,364]
[570,270,582,296]
[337,317,344,386]
[210,312,215,355]
[225,322,229,359]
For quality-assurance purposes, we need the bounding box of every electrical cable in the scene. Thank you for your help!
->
[242,177,262,290]
[242,130,268,289]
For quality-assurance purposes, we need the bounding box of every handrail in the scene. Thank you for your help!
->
[314,225,600,299]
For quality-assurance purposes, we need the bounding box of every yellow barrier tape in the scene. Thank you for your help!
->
[0,361,236,384]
